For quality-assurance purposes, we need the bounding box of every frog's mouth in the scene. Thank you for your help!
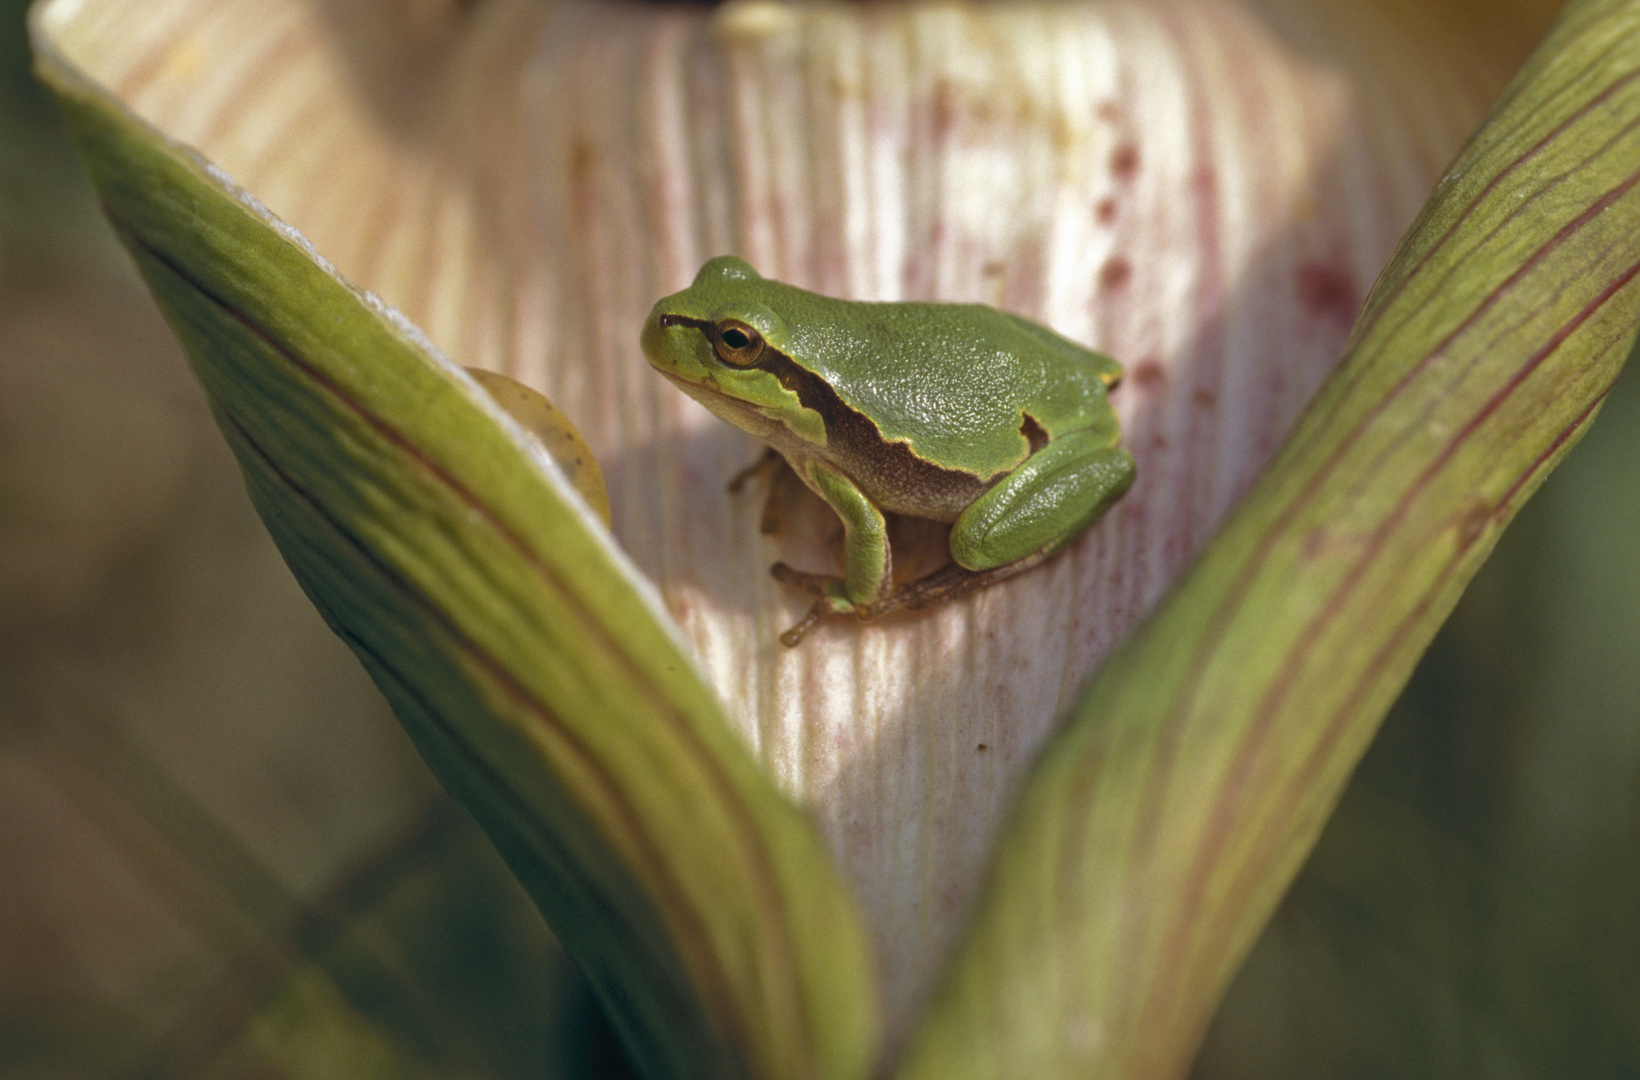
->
[659,371,789,443]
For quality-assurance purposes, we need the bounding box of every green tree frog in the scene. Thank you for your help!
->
[641,256,1135,645]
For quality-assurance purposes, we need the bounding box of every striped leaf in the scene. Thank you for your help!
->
[897,1,1640,1075]
[33,24,878,1080]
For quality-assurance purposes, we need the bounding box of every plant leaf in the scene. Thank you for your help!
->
[31,18,878,1080]
[896,0,1640,1076]
[28,0,1557,1041]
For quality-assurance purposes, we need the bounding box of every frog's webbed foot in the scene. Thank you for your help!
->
[777,606,828,649]
[770,545,1059,646]
[858,549,1056,619]
[770,562,852,647]
[769,562,835,597]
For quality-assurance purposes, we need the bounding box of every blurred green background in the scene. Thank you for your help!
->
[0,1,627,1076]
[2,0,1635,1076]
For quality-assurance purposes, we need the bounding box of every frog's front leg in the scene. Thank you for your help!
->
[770,459,891,644]
[950,430,1136,572]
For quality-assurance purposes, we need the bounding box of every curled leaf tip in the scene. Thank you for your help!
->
[466,367,612,526]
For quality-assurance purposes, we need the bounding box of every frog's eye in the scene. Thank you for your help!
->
[712,320,765,367]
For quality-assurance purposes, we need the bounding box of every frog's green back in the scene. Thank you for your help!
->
[660,256,1122,481]
[765,282,1119,479]
[1000,311,1125,385]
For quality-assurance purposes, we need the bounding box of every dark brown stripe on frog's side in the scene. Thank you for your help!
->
[1021,413,1049,454]
[658,314,1008,518]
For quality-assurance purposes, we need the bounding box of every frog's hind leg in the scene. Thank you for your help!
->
[774,547,1056,645]
[949,430,1135,572]
[861,551,1058,617]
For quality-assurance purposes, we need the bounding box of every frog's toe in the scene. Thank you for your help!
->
[779,605,827,648]
[770,561,829,597]
[770,569,861,646]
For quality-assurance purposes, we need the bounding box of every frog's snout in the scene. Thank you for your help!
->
[639,304,674,369]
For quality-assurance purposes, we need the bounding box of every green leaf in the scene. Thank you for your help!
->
[895,0,1640,1076]
[31,33,878,1080]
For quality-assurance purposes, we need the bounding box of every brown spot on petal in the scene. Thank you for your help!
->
[1095,197,1118,226]
[932,79,959,137]
[1097,100,1121,124]
[1297,260,1360,331]
[1098,255,1132,292]
[570,136,596,186]
[1132,357,1166,391]
[1192,386,1218,408]
[1110,142,1140,182]
[976,743,989,753]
